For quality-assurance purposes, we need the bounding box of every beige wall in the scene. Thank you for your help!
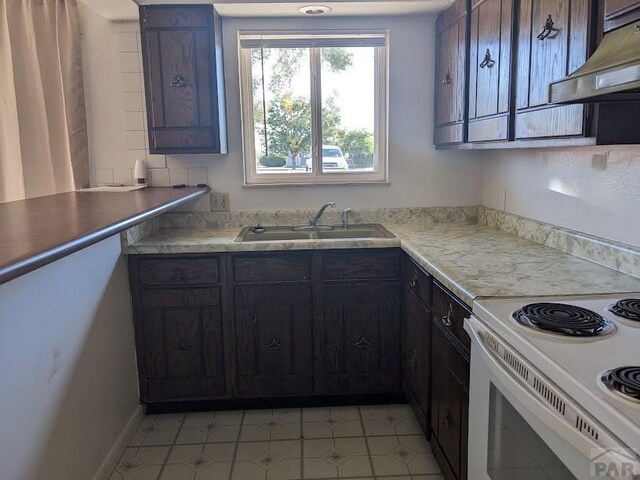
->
[80,6,484,210]
[0,235,140,480]
[482,146,640,247]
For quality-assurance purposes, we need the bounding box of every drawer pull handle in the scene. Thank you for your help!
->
[441,304,453,327]
[537,14,559,40]
[265,338,283,351]
[354,336,372,349]
[169,267,188,282]
[176,342,193,352]
[169,71,188,88]
[442,412,453,427]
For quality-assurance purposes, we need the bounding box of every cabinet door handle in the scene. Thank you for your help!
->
[265,338,283,351]
[537,14,559,40]
[479,49,496,69]
[441,71,452,85]
[354,336,372,349]
[409,271,419,289]
[169,71,188,88]
[442,412,453,427]
[176,342,193,352]
[169,267,188,282]
[441,304,453,327]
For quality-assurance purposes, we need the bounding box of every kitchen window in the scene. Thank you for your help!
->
[238,31,388,186]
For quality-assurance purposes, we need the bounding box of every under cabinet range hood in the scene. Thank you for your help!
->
[550,22,640,103]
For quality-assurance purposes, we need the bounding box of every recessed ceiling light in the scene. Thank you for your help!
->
[298,5,332,15]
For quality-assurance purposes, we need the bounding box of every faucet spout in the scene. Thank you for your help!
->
[309,201,336,226]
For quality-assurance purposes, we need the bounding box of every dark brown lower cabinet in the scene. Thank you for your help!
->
[129,248,470,480]
[319,284,401,394]
[141,307,226,401]
[431,318,470,480]
[403,287,432,432]
[234,284,313,397]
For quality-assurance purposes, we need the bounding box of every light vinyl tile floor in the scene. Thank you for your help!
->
[109,404,444,480]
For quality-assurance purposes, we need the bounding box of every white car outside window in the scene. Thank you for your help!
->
[306,145,348,171]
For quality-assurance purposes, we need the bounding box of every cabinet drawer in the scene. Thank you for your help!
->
[139,258,220,286]
[403,257,432,306]
[432,282,471,350]
[140,287,221,308]
[233,254,310,283]
[322,249,401,281]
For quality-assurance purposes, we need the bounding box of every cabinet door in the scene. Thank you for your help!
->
[140,5,227,154]
[320,284,401,394]
[403,287,431,433]
[434,0,468,146]
[605,0,640,31]
[430,321,470,480]
[467,0,513,142]
[141,307,226,401]
[234,285,313,397]
[515,0,591,139]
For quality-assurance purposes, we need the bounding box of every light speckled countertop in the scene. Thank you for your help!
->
[127,222,640,307]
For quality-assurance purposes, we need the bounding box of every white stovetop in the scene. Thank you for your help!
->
[473,294,640,451]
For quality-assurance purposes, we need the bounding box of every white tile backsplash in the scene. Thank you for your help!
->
[145,154,167,169]
[121,72,142,93]
[149,168,170,187]
[113,168,134,186]
[117,32,138,53]
[120,52,142,73]
[123,92,144,112]
[169,168,187,186]
[125,111,145,131]
[95,168,114,186]
[126,130,146,150]
[187,167,208,187]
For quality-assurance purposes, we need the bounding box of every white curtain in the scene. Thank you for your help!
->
[0,0,89,203]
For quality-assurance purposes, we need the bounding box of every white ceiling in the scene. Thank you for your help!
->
[80,0,452,21]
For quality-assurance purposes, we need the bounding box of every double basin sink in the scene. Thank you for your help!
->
[236,224,395,242]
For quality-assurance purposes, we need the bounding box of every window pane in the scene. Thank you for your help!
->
[320,47,376,174]
[251,47,313,174]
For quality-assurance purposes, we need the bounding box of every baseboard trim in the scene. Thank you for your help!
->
[145,392,406,414]
[93,404,145,480]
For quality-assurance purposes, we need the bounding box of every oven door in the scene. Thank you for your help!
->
[465,315,634,480]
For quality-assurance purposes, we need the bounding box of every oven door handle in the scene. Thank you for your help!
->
[465,316,638,471]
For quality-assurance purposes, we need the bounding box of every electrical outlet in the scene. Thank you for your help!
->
[496,189,506,211]
[211,192,230,212]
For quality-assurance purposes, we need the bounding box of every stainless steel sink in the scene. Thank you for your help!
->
[236,224,395,242]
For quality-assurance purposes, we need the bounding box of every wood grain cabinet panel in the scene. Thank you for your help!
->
[430,320,470,480]
[140,5,227,154]
[403,286,432,433]
[140,308,226,401]
[318,284,401,394]
[434,0,469,146]
[515,0,590,140]
[233,285,314,397]
[467,0,513,143]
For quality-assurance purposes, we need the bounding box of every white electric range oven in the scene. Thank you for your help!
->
[465,295,640,480]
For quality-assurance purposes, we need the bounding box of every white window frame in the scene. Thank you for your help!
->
[238,30,389,186]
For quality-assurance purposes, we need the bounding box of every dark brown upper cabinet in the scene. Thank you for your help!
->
[434,0,469,146]
[604,0,640,31]
[435,0,640,149]
[139,5,227,154]
[514,0,591,140]
[467,0,513,143]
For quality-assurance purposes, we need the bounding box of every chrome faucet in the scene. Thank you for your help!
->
[342,208,352,228]
[309,201,336,226]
